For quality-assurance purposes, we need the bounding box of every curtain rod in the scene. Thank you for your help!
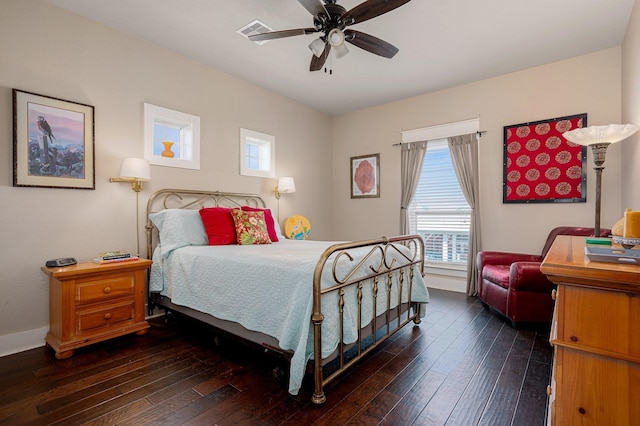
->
[392,130,487,146]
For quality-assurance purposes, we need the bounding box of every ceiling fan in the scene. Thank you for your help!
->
[249,0,411,72]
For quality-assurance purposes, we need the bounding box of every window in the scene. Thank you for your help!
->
[240,128,275,178]
[245,142,260,170]
[408,139,470,268]
[144,103,200,170]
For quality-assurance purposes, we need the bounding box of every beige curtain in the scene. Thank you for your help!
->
[448,133,481,296]
[400,141,428,234]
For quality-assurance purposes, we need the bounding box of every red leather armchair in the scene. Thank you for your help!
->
[476,226,610,327]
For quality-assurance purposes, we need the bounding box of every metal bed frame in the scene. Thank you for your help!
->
[145,188,426,404]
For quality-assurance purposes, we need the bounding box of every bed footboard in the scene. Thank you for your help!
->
[310,235,425,405]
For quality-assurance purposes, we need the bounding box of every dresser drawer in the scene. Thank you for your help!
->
[75,275,134,304]
[76,300,135,333]
[557,285,640,360]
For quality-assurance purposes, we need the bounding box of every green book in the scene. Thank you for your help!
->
[585,237,612,245]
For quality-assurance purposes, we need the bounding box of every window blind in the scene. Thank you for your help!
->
[409,139,470,263]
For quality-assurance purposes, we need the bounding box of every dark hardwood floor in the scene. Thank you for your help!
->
[0,288,552,425]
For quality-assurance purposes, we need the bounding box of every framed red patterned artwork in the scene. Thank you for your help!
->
[503,114,587,203]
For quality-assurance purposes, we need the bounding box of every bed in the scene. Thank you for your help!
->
[145,188,429,404]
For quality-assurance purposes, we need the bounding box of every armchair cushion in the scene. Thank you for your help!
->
[481,265,510,289]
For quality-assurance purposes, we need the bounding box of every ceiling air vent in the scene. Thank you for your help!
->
[237,20,273,45]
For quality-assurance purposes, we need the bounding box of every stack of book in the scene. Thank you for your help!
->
[94,250,139,264]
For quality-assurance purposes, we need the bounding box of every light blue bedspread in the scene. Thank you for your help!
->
[150,239,429,394]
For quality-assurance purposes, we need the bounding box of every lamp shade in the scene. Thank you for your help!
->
[309,38,325,58]
[563,124,639,146]
[119,158,151,181]
[333,43,349,59]
[278,177,295,194]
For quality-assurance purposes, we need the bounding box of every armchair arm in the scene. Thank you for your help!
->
[477,251,542,267]
[509,261,555,292]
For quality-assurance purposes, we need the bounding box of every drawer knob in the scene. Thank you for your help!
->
[551,289,557,300]
[546,385,552,396]
[104,313,112,320]
[570,335,579,343]
[103,287,111,294]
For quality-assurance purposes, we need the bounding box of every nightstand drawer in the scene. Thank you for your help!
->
[76,275,134,304]
[76,300,135,333]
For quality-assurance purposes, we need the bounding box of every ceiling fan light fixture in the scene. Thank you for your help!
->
[328,28,345,46]
[334,42,349,59]
[309,38,325,57]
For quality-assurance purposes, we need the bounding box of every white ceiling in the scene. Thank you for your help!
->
[46,0,634,116]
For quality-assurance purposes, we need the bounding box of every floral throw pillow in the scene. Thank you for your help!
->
[231,209,272,245]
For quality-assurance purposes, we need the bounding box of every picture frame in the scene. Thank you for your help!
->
[13,89,95,190]
[351,153,380,199]
[143,103,200,170]
[503,113,587,203]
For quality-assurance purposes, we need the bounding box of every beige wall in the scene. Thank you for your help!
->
[1,0,636,352]
[0,0,332,341]
[622,0,640,208]
[331,48,623,256]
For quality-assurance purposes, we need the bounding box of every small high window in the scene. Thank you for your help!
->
[144,103,200,170]
[240,128,275,178]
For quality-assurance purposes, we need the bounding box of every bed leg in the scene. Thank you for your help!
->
[312,390,326,405]
[412,302,422,324]
[311,311,326,405]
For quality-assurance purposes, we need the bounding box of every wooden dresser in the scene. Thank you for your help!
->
[42,259,152,359]
[540,236,640,425]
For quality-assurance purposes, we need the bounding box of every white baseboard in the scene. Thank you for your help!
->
[0,326,48,357]
[424,271,467,293]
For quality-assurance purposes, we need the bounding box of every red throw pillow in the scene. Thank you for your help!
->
[241,206,279,242]
[199,207,236,245]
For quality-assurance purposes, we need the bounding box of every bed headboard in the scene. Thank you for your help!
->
[145,188,267,260]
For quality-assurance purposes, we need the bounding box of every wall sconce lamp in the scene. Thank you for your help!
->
[110,157,152,255]
[563,124,638,236]
[274,177,295,219]
[274,176,296,199]
[109,157,151,192]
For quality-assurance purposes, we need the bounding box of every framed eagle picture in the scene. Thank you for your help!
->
[13,89,95,189]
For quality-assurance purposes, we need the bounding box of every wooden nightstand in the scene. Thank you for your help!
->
[41,259,152,359]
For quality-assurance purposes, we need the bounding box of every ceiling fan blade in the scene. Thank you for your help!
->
[298,0,328,17]
[342,0,411,25]
[248,28,317,42]
[310,43,331,71]
[344,30,399,58]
